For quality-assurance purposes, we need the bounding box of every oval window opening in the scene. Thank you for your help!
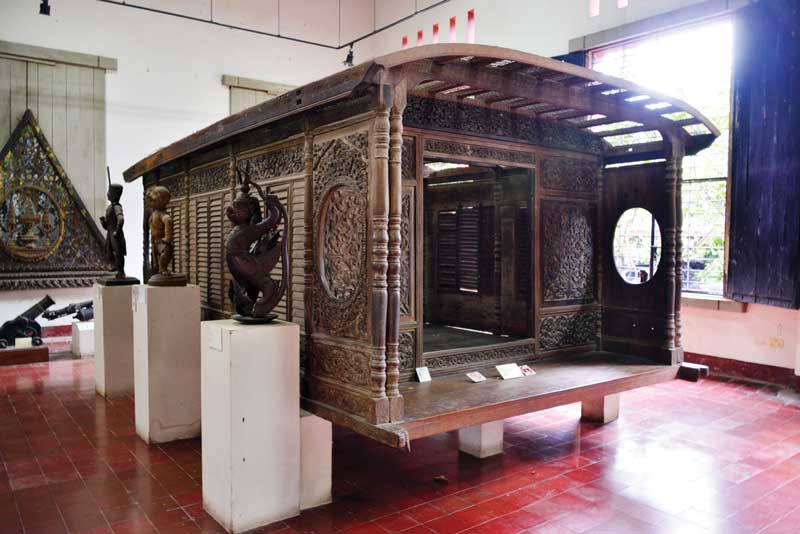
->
[613,208,661,285]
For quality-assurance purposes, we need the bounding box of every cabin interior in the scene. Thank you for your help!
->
[0,1,799,533]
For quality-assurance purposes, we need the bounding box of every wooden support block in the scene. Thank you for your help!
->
[458,420,504,458]
[678,362,710,382]
[0,345,49,366]
[581,393,620,424]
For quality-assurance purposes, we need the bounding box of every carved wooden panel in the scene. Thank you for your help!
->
[539,311,599,351]
[161,173,187,198]
[424,138,535,166]
[309,341,371,387]
[237,144,305,179]
[402,137,416,182]
[425,340,535,370]
[0,110,108,290]
[541,200,596,304]
[312,131,370,340]
[399,330,416,371]
[540,157,599,194]
[190,163,229,195]
[404,96,603,154]
[400,188,414,317]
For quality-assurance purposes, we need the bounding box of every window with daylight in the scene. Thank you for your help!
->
[590,19,733,295]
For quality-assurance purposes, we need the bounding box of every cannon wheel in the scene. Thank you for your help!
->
[32,337,43,346]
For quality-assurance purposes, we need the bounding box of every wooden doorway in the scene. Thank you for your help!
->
[422,161,534,354]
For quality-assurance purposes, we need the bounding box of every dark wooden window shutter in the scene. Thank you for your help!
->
[436,211,458,292]
[726,0,800,308]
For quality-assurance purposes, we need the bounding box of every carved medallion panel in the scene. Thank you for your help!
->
[539,311,599,351]
[540,157,598,194]
[312,131,370,340]
[541,200,596,303]
[320,185,366,302]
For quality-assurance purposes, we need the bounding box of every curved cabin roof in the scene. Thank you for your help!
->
[124,44,720,181]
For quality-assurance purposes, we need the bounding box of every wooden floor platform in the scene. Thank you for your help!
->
[303,351,679,449]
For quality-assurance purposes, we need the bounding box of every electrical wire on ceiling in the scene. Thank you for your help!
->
[93,0,452,51]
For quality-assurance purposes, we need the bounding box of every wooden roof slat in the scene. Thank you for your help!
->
[125,44,720,181]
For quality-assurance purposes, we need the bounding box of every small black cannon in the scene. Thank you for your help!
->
[0,295,55,349]
[43,300,94,322]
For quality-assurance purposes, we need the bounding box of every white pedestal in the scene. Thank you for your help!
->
[133,284,201,444]
[458,420,505,458]
[202,320,301,533]
[581,393,620,424]
[72,320,94,358]
[300,410,332,510]
[94,284,134,397]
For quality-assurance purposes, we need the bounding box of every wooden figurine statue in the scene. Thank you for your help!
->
[146,185,187,287]
[99,170,139,285]
[225,163,288,323]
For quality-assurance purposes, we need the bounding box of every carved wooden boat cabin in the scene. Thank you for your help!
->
[124,44,719,448]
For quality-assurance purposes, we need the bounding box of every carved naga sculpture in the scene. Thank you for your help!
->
[225,162,289,323]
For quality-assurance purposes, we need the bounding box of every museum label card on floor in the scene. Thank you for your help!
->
[467,371,486,383]
[496,363,524,380]
[416,366,432,382]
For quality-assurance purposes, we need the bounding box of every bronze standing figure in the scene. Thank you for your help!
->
[146,185,187,287]
[225,164,289,323]
[99,170,139,285]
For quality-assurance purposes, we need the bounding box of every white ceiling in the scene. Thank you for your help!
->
[120,0,448,48]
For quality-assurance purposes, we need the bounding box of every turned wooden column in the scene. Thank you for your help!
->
[386,106,405,421]
[303,133,314,337]
[663,153,682,356]
[369,107,391,423]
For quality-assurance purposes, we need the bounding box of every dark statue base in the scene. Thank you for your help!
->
[232,313,278,324]
[99,276,141,286]
[148,273,188,287]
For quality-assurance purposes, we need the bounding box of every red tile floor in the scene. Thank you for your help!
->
[2,360,800,534]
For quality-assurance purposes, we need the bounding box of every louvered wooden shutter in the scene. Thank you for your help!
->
[457,207,480,293]
[437,211,458,292]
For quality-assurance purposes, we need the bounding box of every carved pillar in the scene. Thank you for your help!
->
[386,107,405,421]
[183,161,191,282]
[663,156,680,353]
[674,157,684,353]
[303,133,314,336]
[596,163,603,349]
[369,108,391,423]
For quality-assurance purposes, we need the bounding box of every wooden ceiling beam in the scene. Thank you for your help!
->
[398,60,692,145]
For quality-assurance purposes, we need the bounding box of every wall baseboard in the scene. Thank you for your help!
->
[685,352,799,389]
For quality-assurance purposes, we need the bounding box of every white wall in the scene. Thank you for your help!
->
[367,0,713,57]
[0,0,369,325]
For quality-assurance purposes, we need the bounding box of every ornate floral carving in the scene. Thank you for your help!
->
[190,164,229,194]
[320,185,366,302]
[310,340,370,387]
[160,173,187,198]
[399,331,416,371]
[402,137,415,181]
[542,201,595,303]
[404,96,603,154]
[0,110,108,290]
[312,132,370,340]
[425,341,535,369]
[400,192,413,316]
[539,311,599,351]
[540,157,598,193]
[424,139,535,166]
[238,144,305,180]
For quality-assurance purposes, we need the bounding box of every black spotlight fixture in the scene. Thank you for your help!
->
[39,0,51,15]
[343,44,354,67]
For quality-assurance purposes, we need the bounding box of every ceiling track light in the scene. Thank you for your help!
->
[343,44,354,67]
[39,0,51,15]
